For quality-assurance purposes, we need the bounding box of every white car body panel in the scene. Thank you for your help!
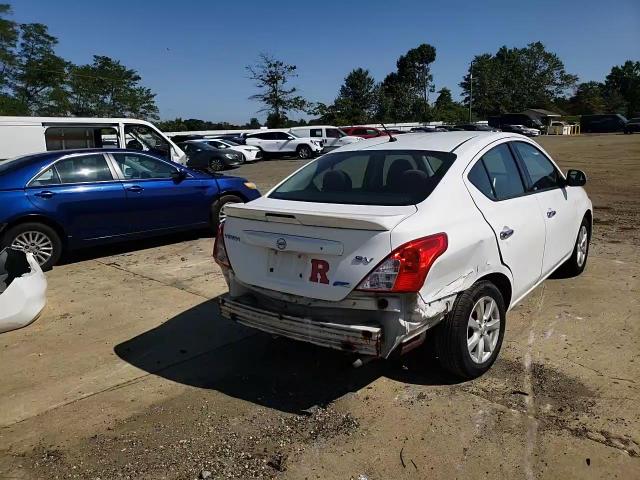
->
[204,139,262,161]
[289,126,362,151]
[0,251,47,334]
[244,130,323,155]
[218,132,592,357]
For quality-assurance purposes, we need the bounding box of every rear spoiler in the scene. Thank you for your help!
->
[224,203,414,231]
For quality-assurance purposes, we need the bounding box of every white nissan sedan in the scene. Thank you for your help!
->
[214,132,592,379]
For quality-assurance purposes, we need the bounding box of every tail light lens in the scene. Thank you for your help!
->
[356,233,448,293]
[213,222,232,269]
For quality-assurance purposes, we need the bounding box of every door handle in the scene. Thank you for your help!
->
[34,191,54,198]
[126,185,144,193]
[547,209,556,218]
[500,227,514,240]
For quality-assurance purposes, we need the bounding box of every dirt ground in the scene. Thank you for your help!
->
[0,134,638,479]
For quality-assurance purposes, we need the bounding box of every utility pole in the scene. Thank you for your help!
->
[469,60,473,123]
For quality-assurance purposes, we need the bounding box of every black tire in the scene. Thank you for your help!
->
[207,157,225,173]
[239,153,246,164]
[296,145,312,159]
[555,216,591,278]
[433,281,506,379]
[1,222,62,270]
[210,194,244,230]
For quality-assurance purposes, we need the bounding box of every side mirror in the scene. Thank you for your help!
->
[171,169,187,182]
[565,169,586,187]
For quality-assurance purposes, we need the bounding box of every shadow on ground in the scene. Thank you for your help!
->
[60,229,211,266]
[115,299,462,414]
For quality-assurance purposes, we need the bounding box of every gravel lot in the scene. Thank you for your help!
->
[1,134,638,479]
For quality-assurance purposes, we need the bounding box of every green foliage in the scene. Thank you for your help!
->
[604,61,640,117]
[567,81,606,115]
[247,53,311,127]
[0,3,159,119]
[334,68,377,125]
[433,87,467,123]
[460,42,578,118]
[66,55,158,119]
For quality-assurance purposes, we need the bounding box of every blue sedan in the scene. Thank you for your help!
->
[0,149,261,269]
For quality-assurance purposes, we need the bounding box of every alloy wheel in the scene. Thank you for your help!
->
[467,296,501,364]
[11,231,53,266]
[577,225,588,267]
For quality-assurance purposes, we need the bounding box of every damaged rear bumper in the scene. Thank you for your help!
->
[220,296,382,356]
[0,249,47,334]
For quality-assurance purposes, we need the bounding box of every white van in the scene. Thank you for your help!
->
[0,116,186,164]
[289,125,362,152]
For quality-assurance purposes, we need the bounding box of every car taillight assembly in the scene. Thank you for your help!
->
[356,233,448,293]
[213,222,232,269]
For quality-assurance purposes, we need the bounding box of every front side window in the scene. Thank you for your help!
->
[512,142,561,191]
[325,128,342,138]
[310,128,323,138]
[112,153,176,180]
[480,144,525,200]
[353,128,367,135]
[274,132,292,140]
[270,150,456,206]
[124,124,170,159]
[54,154,114,184]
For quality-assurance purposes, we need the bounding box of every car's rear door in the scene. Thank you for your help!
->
[25,153,129,242]
[511,141,576,277]
[109,152,211,232]
[464,143,546,302]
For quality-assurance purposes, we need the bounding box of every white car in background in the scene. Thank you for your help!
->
[289,125,363,152]
[0,248,47,334]
[201,138,263,162]
[244,130,323,159]
[215,132,592,379]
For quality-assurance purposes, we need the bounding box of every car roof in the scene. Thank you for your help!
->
[336,131,511,153]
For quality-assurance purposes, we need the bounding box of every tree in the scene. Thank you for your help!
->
[334,68,377,124]
[245,117,261,129]
[11,23,68,114]
[247,53,310,128]
[66,55,158,119]
[0,3,17,93]
[433,87,466,123]
[604,61,640,117]
[460,42,577,118]
[568,81,606,115]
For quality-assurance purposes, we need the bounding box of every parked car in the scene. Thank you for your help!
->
[0,149,260,269]
[581,114,627,133]
[244,130,323,159]
[215,132,591,379]
[409,126,448,133]
[200,139,262,161]
[341,126,391,139]
[0,116,186,164]
[456,124,499,132]
[501,124,540,137]
[488,114,544,131]
[623,117,640,134]
[289,126,362,152]
[213,133,248,145]
[177,140,244,172]
[0,247,47,334]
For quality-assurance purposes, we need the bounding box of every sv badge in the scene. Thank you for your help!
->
[354,255,374,265]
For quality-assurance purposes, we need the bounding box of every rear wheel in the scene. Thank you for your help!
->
[433,281,506,379]
[2,222,62,270]
[297,145,312,159]
[210,194,244,230]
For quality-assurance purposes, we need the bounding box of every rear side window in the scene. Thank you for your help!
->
[512,142,561,191]
[270,149,456,206]
[468,161,495,200]
[55,154,113,184]
[480,144,525,200]
[30,167,61,187]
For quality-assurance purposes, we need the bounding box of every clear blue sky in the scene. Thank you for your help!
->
[11,0,640,123]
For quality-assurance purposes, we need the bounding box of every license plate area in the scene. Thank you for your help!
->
[267,250,308,281]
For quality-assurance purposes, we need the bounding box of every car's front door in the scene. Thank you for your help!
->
[464,143,546,303]
[274,132,295,152]
[511,141,576,277]
[110,152,212,232]
[25,153,129,243]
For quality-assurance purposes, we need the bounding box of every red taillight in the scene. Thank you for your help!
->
[213,222,231,269]
[356,233,448,293]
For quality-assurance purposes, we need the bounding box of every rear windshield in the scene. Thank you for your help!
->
[269,149,456,206]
